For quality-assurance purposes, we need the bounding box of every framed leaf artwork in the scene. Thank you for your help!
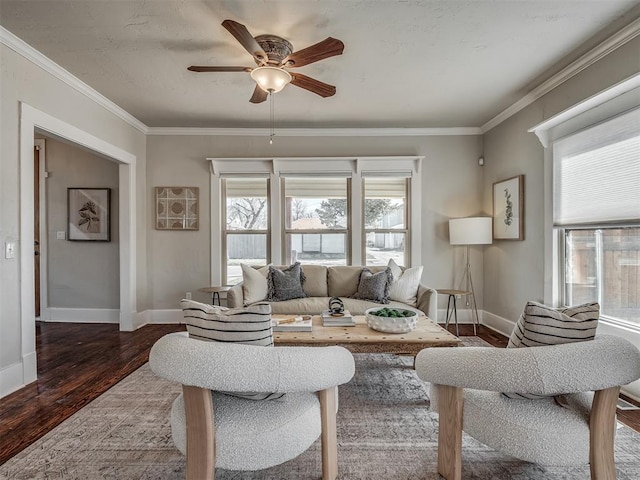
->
[492,175,524,240]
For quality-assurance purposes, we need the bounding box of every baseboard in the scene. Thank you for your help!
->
[133,310,151,330]
[147,309,182,324]
[481,311,515,337]
[0,361,24,398]
[436,307,482,324]
[43,308,120,323]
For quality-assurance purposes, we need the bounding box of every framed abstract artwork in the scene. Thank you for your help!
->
[67,188,111,241]
[492,175,524,240]
[155,186,199,230]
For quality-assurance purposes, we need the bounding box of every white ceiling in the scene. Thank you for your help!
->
[1,0,638,128]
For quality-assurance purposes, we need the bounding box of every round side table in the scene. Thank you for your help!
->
[438,289,472,337]
[198,286,231,306]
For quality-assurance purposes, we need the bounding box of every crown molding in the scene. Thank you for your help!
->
[3,13,638,139]
[481,17,640,134]
[146,126,481,136]
[0,26,148,134]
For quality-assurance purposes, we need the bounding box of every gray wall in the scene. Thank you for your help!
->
[44,137,120,309]
[146,134,484,310]
[0,44,146,385]
[482,36,640,323]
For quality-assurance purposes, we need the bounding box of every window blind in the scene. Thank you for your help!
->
[553,108,640,226]
[364,177,407,198]
[224,177,268,198]
[284,177,348,198]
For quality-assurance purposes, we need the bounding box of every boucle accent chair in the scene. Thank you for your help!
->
[415,335,640,480]
[149,333,355,480]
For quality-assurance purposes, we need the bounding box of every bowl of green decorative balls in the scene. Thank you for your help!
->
[365,307,419,334]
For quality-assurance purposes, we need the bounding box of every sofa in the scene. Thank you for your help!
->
[227,265,438,320]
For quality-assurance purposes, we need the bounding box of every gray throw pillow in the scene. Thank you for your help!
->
[351,267,392,304]
[503,301,599,399]
[267,262,307,302]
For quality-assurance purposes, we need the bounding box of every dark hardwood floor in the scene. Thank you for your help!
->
[0,322,637,466]
[0,321,185,465]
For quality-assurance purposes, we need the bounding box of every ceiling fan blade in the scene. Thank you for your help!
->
[188,66,252,72]
[290,73,336,98]
[282,37,344,67]
[222,19,268,64]
[250,85,268,104]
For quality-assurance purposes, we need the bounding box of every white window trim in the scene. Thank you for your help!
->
[208,156,423,284]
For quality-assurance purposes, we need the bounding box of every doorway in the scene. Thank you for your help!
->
[18,102,138,389]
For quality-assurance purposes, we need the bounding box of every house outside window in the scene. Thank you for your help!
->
[222,177,269,285]
[553,108,640,326]
[363,176,409,266]
[282,177,350,266]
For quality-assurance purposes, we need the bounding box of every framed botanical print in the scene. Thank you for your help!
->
[493,175,524,240]
[67,188,111,241]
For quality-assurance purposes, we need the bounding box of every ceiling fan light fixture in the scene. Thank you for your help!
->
[250,66,292,93]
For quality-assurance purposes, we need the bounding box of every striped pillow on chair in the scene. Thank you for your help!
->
[180,299,284,400]
[181,299,273,346]
[504,301,599,399]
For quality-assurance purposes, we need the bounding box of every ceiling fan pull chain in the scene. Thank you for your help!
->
[269,92,275,145]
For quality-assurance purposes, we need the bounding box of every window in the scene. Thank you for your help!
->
[222,177,269,285]
[283,177,350,266]
[554,108,640,326]
[211,156,421,282]
[363,176,409,266]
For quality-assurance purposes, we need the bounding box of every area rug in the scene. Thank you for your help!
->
[2,342,640,479]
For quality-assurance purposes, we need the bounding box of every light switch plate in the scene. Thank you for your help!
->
[5,242,16,259]
[57,231,66,240]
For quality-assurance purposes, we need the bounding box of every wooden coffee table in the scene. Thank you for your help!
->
[273,314,461,355]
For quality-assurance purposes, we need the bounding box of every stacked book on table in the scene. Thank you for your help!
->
[271,316,313,332]
[321,310,355,327]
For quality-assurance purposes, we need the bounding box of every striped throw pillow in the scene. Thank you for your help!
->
[181,299,284,400]
[504,301,599,399]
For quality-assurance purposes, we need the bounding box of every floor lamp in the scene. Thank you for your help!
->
[449,217,493,335]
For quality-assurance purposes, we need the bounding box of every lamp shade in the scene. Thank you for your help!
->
[449,217,493,245]
[250,66,292,93]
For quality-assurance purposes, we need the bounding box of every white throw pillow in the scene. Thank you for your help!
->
[503,301,599,399]
[181,299,284,400]
[241,264,270,306]
[387,258,423,306]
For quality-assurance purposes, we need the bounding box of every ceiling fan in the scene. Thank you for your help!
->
[188,20,344,103]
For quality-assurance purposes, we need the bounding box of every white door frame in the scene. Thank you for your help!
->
[19,103,138,385]
[34,138,47,319]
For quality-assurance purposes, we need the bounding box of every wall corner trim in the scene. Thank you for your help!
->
[0,26,148,134]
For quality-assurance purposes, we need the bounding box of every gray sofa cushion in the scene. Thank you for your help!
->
[251,297,413,316]
[327,266,362,297]
[301,265,328,297]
